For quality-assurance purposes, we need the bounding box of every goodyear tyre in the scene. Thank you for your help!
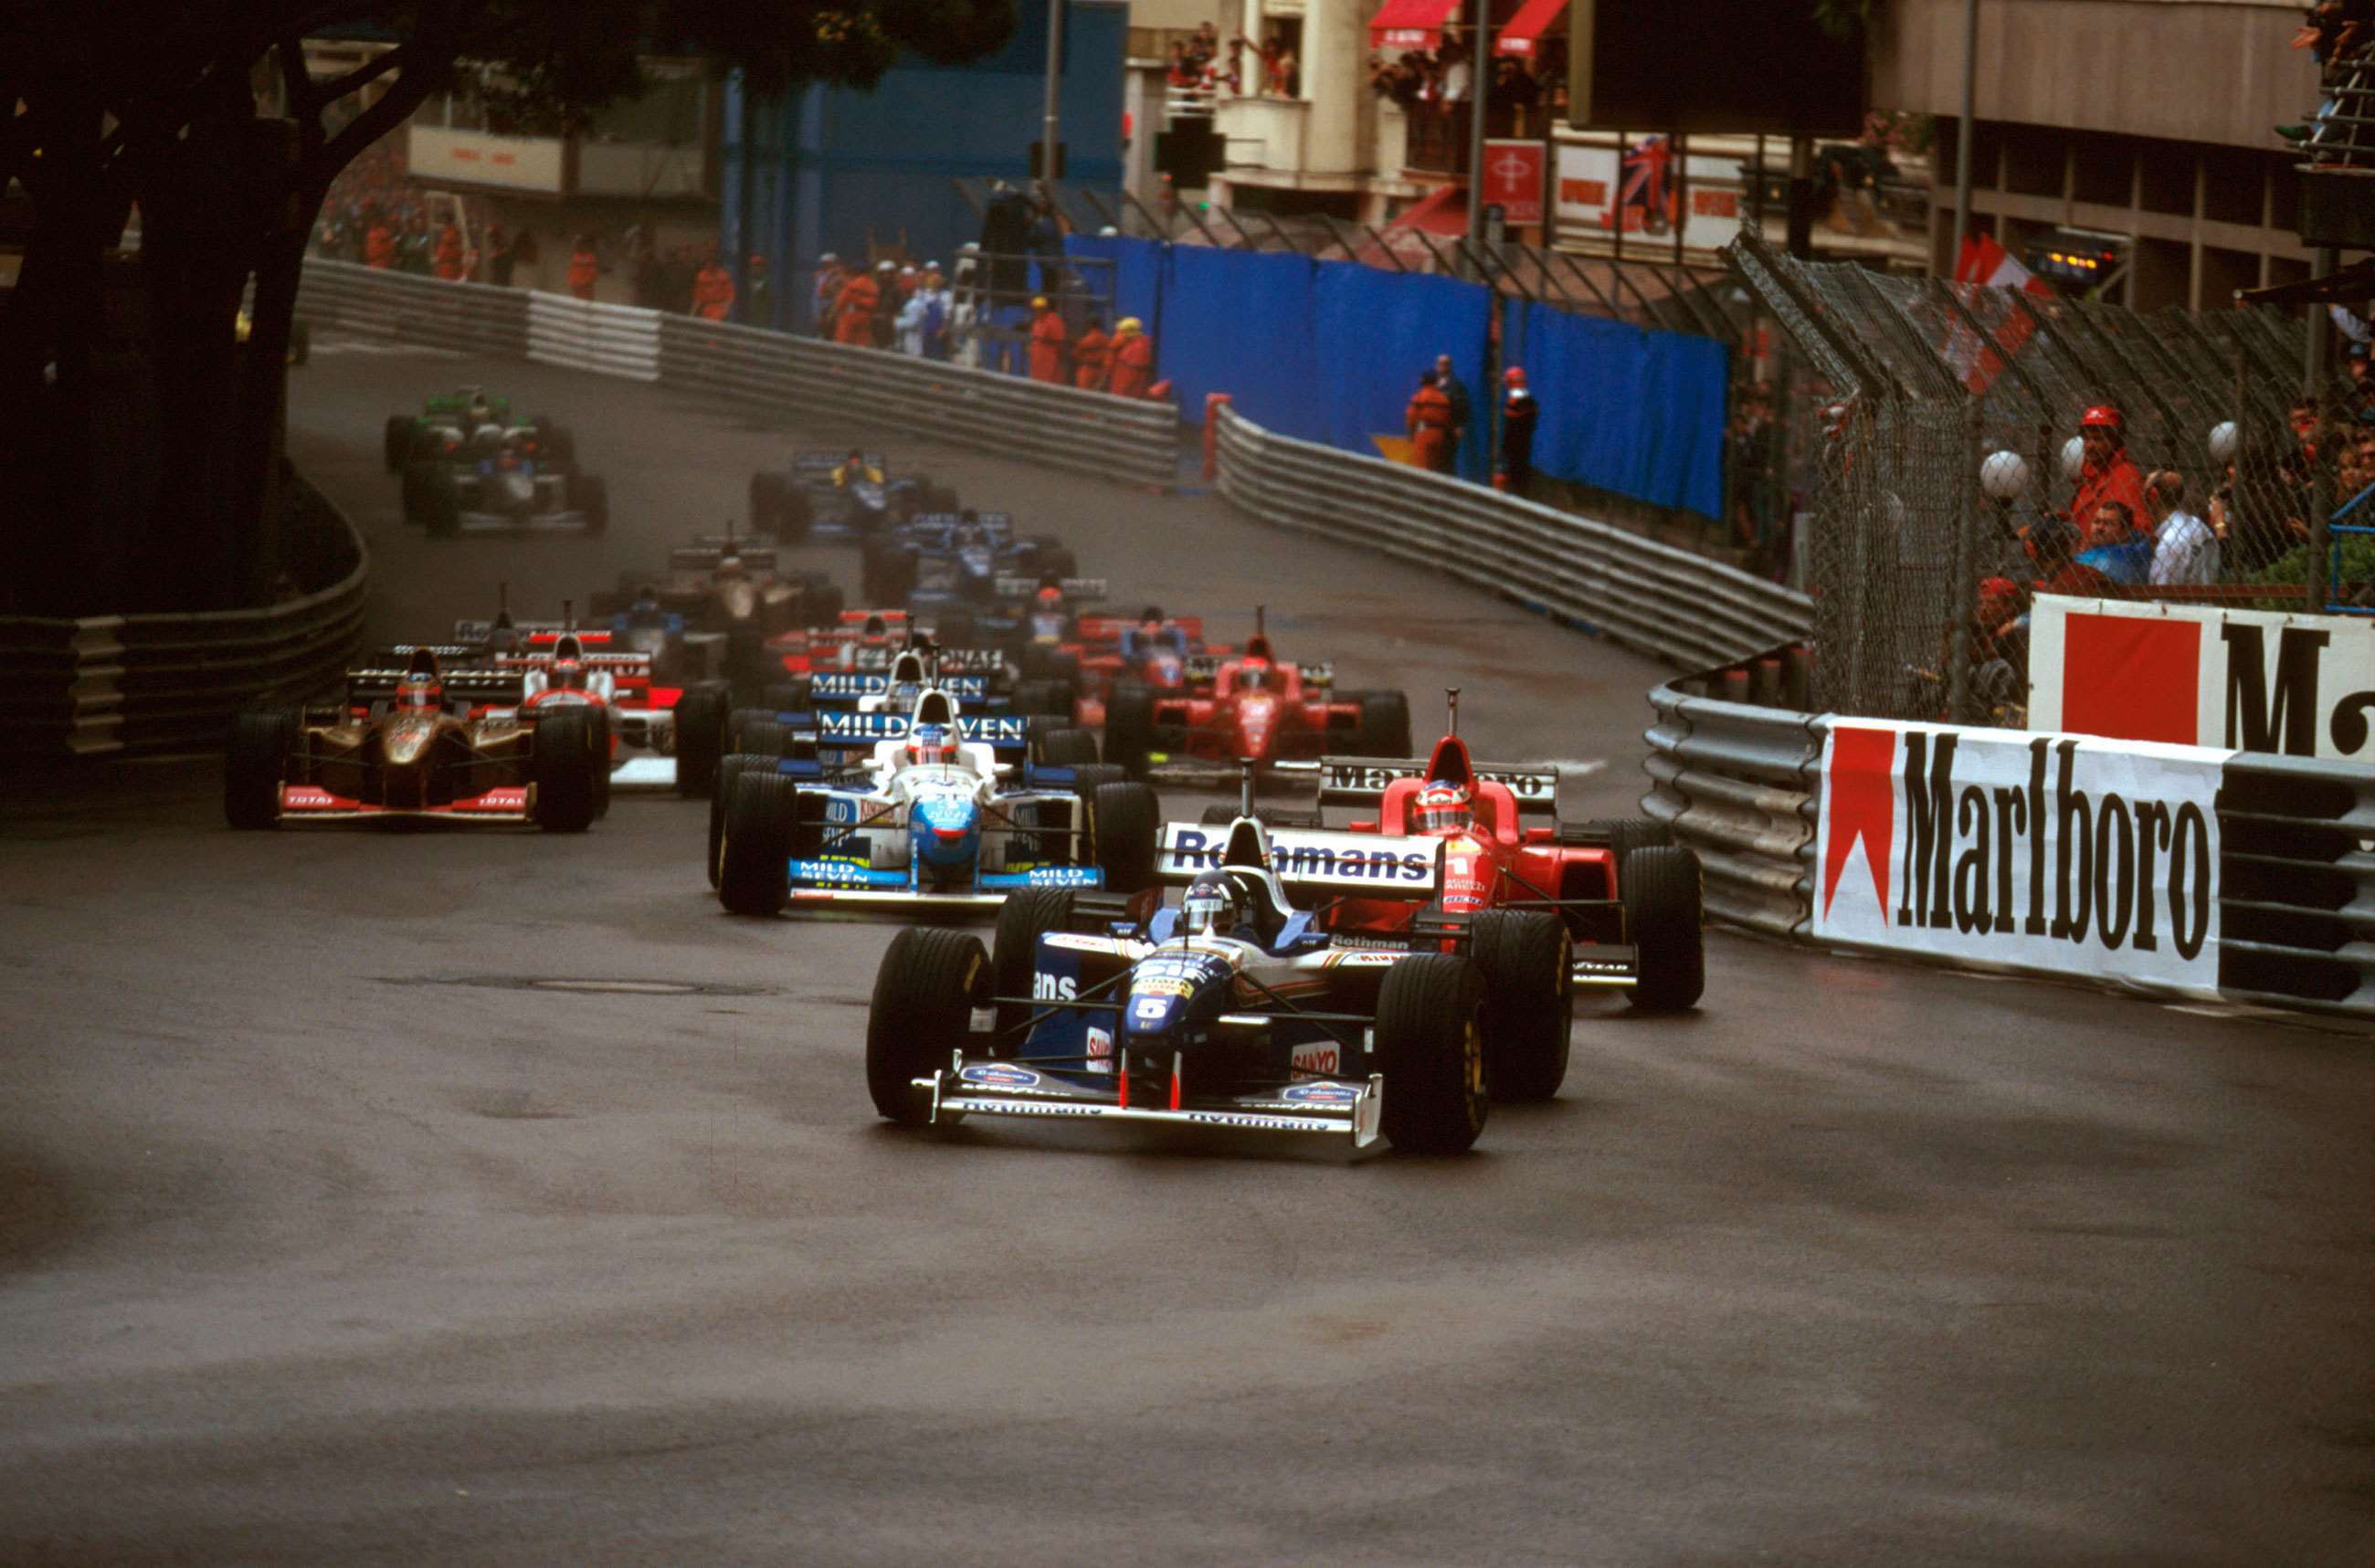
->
[1622,845,1705,1012]
[1377,954,1488,1155]
[991,888,1077,1041]
[760,678,813,715]
[569,473,608,534]
[1103,680,1155,778]
[1092,781,1160,894]
[707,752,766,887]
[672,681,730,798]
[717,770,796,915]
[1015,679,1074,719]
[530,708,603,832]
[224,708,294,829]
[1032,727,1100,767]
[867,929,989,1122]
[749,470,786,536]
[1471,910,1573,1102]
[1356,690,1412,757]
[383,416,416,472]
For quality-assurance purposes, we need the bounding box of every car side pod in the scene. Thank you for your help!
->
[913,1052,1387,1151]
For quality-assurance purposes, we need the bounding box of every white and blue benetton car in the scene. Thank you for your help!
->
[714,686,1159,914]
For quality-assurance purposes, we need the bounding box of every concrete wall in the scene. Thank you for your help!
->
[1873,0,2318,153]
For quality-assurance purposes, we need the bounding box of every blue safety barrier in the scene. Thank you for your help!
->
[1313,261,1494,483]
[1509,300,1729,521]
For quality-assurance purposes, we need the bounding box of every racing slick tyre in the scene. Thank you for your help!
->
[1353,690,1412,757]
[991,888,1077,1041]
[1032,727,1100,767]
[383,416,416,472]
[934,607,979,648]
[718,771,797,915]
[531,708,605,833]
[1014,679,1075,719]
[1091,781,1161,894]
[1376,954,1489,1155]
[672,681,731,799]
[1470,910,1574,1102]
[750,470,787,536]
[760,679,813,715]
[1019,646,1080,686]
[1103,681,1155,778]
[867,928,990,1123]
[224,708,294,829]
[568,473,609,534]
[1621,846,1705,1012]
[728,717,803,759]
[408,463,461,538]
[707,752,766,887]
[1568,816,1673,858]
[723,627,769,704]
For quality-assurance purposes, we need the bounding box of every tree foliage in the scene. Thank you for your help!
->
[0,0,1017,613]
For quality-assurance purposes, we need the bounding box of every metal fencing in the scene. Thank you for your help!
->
[1210,403,1810,670]
[0,474,367,760]
[296,259,1179,490]
[1726,229,2348,723]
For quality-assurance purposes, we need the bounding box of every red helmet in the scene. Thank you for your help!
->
[2080,405,2123,431]
[395,672,443,712]
[1504,366,1527,388]
[1036,584,1063,605]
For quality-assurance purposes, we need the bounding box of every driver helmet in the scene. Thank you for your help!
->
[1238,661,1269,691]
[956,522,984,547]
[905,721,958,767]
[715,552,745,581]
[1139,605,1164,626]
[1413,780,1473,835]
[395,670,443,712]
[1182,872,1250,940]
[550,634,587,691]
[466,394,491,421]
[860,613,892,643]
[1036,584,1064,607]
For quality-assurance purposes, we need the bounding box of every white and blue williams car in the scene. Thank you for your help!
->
[712,686,1159,914]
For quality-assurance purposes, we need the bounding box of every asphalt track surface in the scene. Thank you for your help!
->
[2,337,2371,1565]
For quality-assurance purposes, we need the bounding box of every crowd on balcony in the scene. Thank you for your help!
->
[1164,21,1299,100]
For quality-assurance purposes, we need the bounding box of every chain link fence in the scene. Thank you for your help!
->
[1726,229,2359,726]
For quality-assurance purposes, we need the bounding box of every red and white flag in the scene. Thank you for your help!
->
[1944,233,2053,395]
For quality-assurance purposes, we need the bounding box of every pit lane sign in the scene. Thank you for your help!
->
[1811,721,2228,995]
[1482,141,1545,228]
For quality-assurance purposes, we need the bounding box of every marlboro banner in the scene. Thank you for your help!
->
[1811,721,2230,995]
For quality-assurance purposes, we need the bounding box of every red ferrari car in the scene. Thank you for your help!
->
[1280,727,1705,1024]
[1099,610,1409,780]
[1014,606,1230,729]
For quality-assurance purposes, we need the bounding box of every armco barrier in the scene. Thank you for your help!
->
[290,259,1177,490]
[1641,664,1823,937]
[1640,653,2375,1021]
[1210,404,1810,669]
[0,474,366,760]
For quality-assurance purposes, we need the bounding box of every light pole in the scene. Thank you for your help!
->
[1463,0,1490,255]
[1948,0,1977,275]
[1041,0,1064,184]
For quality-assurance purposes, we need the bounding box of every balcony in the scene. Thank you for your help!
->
[1218,96,1311,180]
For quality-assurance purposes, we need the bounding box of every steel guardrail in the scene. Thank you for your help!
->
[1209,404,1810,670]
[290,259,1177,489]
[1640,656,1822,937]
[0,475,367,759]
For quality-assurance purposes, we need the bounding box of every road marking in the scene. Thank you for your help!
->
[310,338,463,360]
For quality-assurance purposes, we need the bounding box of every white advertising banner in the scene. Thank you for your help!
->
[2029,595,2375,762]
[406,126,566,195]
[1552,138,1744,252]
[1811,720,2230,995]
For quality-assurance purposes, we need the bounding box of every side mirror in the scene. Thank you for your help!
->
[1523,826,1556,845]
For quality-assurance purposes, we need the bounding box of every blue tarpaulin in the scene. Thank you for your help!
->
[1061,234,1164,336]
[1153,245,1322,440]
[1511,301,1729,521]
[1312,261,1494,482]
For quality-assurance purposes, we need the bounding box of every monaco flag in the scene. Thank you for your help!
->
[1944,233,2053,396]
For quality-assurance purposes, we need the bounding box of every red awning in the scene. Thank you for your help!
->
[1383,183,1470,237]
[1494,0,1567,56]
[1370,0,1459,52]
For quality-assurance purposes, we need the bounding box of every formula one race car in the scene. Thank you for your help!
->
[1253,711,1705,1026]
[749,450,952,542]
[857,509,1081,615]
[1013,605,1230,731]
[383,388,575,473]
[859,806,1567,1155]
[1100,609,1410,781]
[583,532,844,691]
[712,685,1159,914]
[222,647,609,831]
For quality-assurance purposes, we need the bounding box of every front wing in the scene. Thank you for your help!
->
[915,1053,1384,1149]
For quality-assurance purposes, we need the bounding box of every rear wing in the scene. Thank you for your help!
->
[794,451,887,472]
[925,646,1008,674]
[1308,755,1562,815]
[669,543,779,574]
[1076,614,1209,646]
[344,665,524,708]
[995,575,1108,600]
[814,709,1030,755]
[447,621,627,647]
[1155,821,1444,900]
[808,670,989,703]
